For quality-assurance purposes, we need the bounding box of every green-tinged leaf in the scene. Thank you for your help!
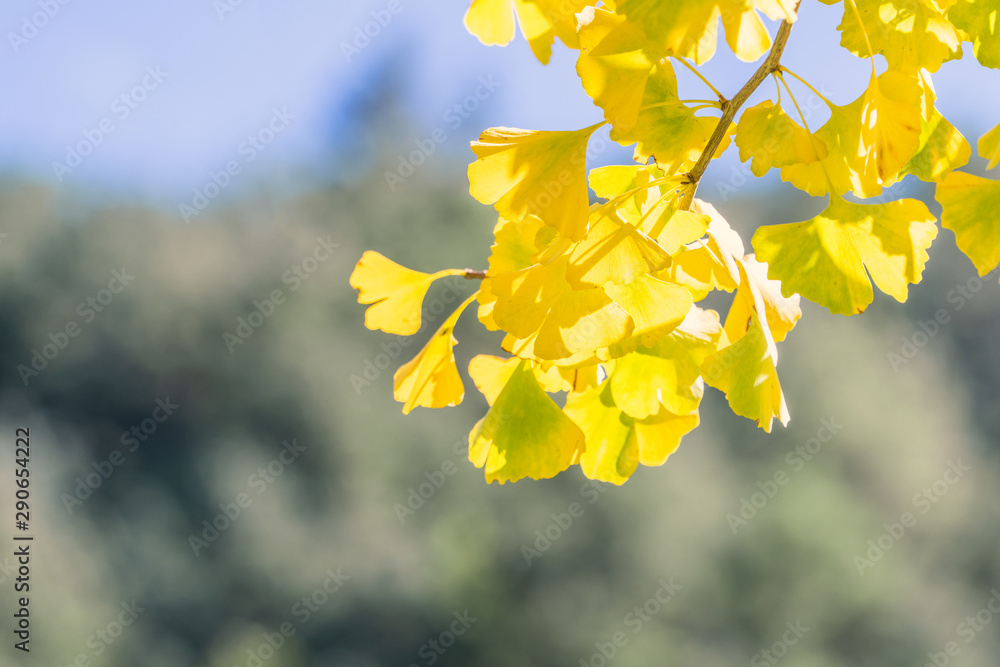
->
[608,306,722,418]
[948,0,1000,69]
[491,256,633,360]
[602,273,695,356]
[900,108,971,181]
[937,171,1000,276]
[609,61,716,174]
[567,209,672,288]
[837,0,963,72]
[735,100,826,177]
[979,122,1000,170]
[752,196,938,315]
[469,360,585,483]
[564,384,699,485]
[702,315,789,432]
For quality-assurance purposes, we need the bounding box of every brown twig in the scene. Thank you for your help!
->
[683,4,800,204]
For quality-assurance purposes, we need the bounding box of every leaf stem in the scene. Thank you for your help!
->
[777,66,834,107]
[639,99,722,111]
[846,0,878,76]
[682,1,800,206]
[674,57,727,103]
[776,71,835,192]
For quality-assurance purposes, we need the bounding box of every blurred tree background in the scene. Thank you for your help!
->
[2,63,1000,667]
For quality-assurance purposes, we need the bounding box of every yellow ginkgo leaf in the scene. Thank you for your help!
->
[702,314,789,432]
[723,254,801,345]
[468,354,571,402]
[468,354,521,405]
[393,295,477,414]
[469,125,601,241]
[589,164,670,222]
[565,384,700,485]
[469,359,585,483]
[589,164,661,202]
[979,122,1000,170]
[780,72,922,197]
[659,200,746,299]
[617,0,796,64]
[479,215,552,331]
[608,62,716,174]
[603,273,694,355]
[350,251,463,335]
[863,71,924,184]
[633,408,700,467]
[464,0,591,64]
[948,0,1000,69]
[614,1,719,64]
[576,7,661,132]
[491,256,634,360]
[588,165,709,253]
[566,208,672,288]
[609,306,722,418]
[637,203,711,255]
[465,0,516,47]
[900,108,971,182]
[735,100,827,177]
[564,385,637,485]
[751,196,938,315]
[937,171,1000,276]
[836,0,963,72]
[488,214,549,275]
[501,331,601,367]
[780,94,879,198]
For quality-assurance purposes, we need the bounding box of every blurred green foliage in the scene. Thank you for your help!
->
[0,159,999,667]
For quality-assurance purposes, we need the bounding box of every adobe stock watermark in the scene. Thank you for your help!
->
[179,107,295,222]
[726,416,843,533]
[887,266,1000,372]
[8,0,73,54]
[188,438,307,556]
[522,135,609,226]
[61,396,180,514]
[384,75,502,192]
[578,578,682,667]
[750,620,810,666]
[16,267,135,386]
[521,479,611,566]
[52,65,168,181]
[56,600,144,667]
[407,610,477,667]
[231,568,350,667]
[350,278,472,394]
[922,589,1000,667]
[223,235,338,353]
[853,459,971,576]
[394,436,468,524]
[341,0,405,62]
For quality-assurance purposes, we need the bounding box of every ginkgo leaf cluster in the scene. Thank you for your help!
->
[351,0,1000,485]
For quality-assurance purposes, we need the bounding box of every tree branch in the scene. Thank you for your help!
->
[684,6,800,201]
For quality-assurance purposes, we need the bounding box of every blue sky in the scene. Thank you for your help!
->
[4,0,999,207]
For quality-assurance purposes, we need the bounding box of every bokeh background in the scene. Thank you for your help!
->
[2,1,1000,665]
